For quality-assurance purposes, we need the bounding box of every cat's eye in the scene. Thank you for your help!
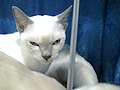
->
[29,41,39,46]
[52,39,61,45]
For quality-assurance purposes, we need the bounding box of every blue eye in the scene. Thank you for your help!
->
[29,41,39,46]
[52,39,61,45]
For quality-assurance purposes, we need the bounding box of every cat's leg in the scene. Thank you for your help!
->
[74,56,98,88]
[46,55,98,89]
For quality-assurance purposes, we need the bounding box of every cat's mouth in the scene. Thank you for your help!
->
[33,54,58,64]
[42,53,59,63]
[41,58,53,64]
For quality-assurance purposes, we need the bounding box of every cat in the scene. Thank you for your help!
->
[0,6,71,73]
[0,6,98,88]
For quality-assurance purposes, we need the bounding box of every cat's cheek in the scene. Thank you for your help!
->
[51,53,58,60]
[33,55,44,62]
[52,45,62,54]
[52,46,60,53]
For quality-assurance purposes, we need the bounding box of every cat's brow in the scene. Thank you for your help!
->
[41,35,52,44]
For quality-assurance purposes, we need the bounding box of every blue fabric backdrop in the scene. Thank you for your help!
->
[0,0,120,85]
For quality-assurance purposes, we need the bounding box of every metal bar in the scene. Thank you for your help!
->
[67,0,80,90]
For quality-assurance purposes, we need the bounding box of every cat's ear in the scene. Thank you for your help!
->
[56,5,72,30]
[12,6,33,33]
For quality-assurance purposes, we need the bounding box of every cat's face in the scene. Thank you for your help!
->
[20,16,66,63]
[12,6,72,63]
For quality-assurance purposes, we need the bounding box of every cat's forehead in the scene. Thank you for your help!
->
[28,15,63,35]
[22,15,65,42]
[30,15,58,23]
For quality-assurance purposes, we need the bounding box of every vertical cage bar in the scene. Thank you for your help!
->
[67,0,80,90]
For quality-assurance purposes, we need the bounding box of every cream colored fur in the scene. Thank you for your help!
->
[0,6,98,89]
[0,51,66,90]
[74,83,120,90]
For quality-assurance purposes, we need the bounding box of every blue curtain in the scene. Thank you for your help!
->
[0,0,120,85]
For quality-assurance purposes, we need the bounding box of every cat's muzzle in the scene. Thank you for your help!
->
[42,55,51,61]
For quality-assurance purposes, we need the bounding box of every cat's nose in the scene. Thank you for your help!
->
[42,55,51,61]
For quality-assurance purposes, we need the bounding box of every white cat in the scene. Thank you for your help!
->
[0,6,98,88]
[0,6,71,73]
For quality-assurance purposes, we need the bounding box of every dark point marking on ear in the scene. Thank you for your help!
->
[56,5,72,30]
[12,6,33,33]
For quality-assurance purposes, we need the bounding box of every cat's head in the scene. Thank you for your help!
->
[12,6,72,63]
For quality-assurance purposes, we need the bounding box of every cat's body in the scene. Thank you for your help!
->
[0,6,98,88]
[46,44,98,88]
